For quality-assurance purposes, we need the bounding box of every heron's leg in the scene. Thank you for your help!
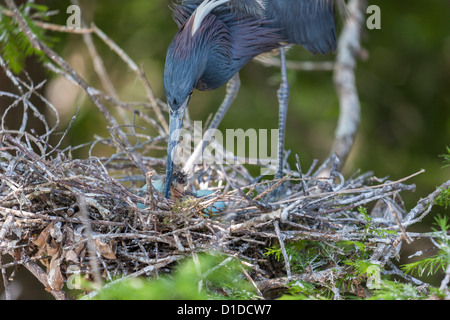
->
[265,46,290,202]
[276,46,289,180]
[267,47,289,202]
[183,73,241,175]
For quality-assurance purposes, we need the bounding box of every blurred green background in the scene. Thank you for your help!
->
[1,0,449,298]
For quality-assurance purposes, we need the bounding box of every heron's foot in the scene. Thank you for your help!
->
[264,181,289,203]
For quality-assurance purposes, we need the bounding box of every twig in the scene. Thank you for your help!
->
[254,171,293,201]
[274,220,292,280]
[440,265,450,296]
[22,260,68,300]
[0,254,11,300]
[402,179,450,227]
[77,195,102,290]
[386,198,412,246]
[4,0,147,176]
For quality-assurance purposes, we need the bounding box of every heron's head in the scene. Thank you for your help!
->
[162,7,230,198]
[162,14,214,198]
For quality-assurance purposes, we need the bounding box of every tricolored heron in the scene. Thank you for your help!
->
[163,0,340,198]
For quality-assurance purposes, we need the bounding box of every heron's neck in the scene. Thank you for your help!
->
[194,16,233,90]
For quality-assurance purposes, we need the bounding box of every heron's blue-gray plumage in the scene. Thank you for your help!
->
[170,0,337,52]
[163,0,339,198]
[164,0,337,104]
[164,0,283,101]
[266,0,336,54]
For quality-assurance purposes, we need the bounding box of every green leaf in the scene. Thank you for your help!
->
[439,146,450,168]
[0,3,53,74]
[401,214,450,277]
[84,253,256,300]
[434,187,450,210]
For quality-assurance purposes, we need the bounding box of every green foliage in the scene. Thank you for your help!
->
[264,240,340,274]
[439,146,450,168]
[401,215,450,277]
[345,259,381,279]
[357,206,398,240]
[358,206,373,238]
[86,253,257,300]
[368,280,427,300]
[280,280,326,300]
[434,187,450,210]
[0,3,53,74]
[434,147,450,209]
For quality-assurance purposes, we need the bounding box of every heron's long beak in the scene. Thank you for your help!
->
[164,96,190,198]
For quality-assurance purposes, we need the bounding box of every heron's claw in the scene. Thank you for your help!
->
[264,181,289,202]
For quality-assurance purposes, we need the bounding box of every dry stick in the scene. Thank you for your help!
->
[254,171,293,201]
[295,154,309,197]
[77,195,102,290]
[22,260,68,300]
[0,254,11,300]
[229,208,283,233]
[0,214,14,241]
[330,0,367,170]
[219,164,273,212]
[385,260,426,287]
[145,170,156,211]
[12,76,60,141]
[4,134,56,180]
[386,198,412,246]
[4,0,147,176]
[402,179,450,227]
[440,265,450,295]
[276,169,425,205]
[92,90,164,132]
[240,265,264,298]
[273,220,292,281]
[185,229,203,292]
[0,216,16,300]
[83,29,129,122]
[63,233,175,252]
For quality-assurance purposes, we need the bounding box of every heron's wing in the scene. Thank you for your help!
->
[171,0,267,27]
[228,0,267,17]
[266,0,338,54]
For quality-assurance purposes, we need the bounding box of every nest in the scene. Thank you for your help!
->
[1,1,449,299]
[0,110,430,299]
